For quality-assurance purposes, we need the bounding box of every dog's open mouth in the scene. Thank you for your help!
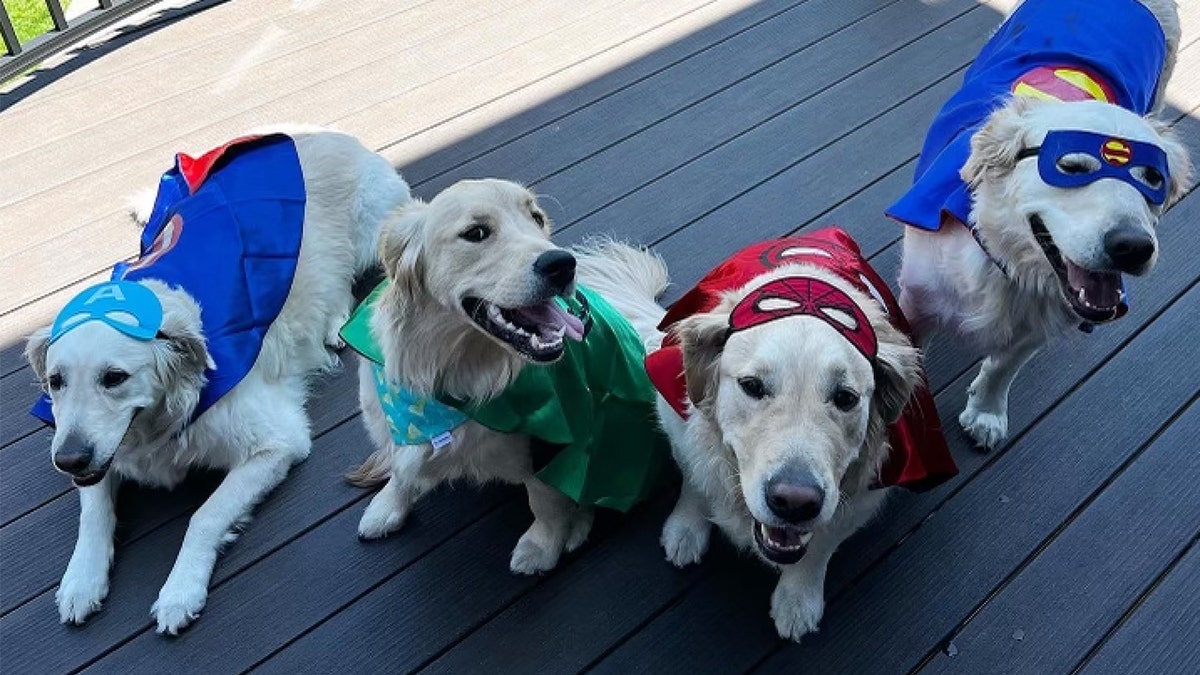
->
[462,295,586,362]
[753,520,812,565]
[1030,216,1125,323]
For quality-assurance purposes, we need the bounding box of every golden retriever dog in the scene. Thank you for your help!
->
[345,179,667,574]
[25,127,412,634]
[891,0,1192,449]
[574,230,956,641]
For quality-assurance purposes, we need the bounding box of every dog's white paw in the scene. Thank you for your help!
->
[770,578,825,642]
[151,583,207,636]
[56,571,109,625]
[959,400,1008,450]
[357,494,408,540]
[660,512,710,568]
[510,530,561,575]
[564,510,594,553]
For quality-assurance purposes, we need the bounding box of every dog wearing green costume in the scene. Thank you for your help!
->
[344,179,669,574]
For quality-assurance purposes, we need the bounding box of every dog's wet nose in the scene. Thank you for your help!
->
[1104,224,1155,273]
[765,470,825,524]
[533,249,577,293]
[53,437,94,475]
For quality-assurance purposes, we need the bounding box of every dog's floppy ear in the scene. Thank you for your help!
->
[1148,117,1194,208]
[676,311,728,408]
[379,200,428,303]
[871,322,923,424]
[151,291,213,418]
[24,325,52,382]
[963,96,1043,187]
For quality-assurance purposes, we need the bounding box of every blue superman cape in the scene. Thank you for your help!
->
[32,134,306,426]
[887,0,1166,230]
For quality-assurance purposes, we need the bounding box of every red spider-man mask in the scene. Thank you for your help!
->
[728,276,877,360]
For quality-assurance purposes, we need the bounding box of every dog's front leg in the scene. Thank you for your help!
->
[358,444,433,539]
[511,477,588,574]
[151,446,299,635]
[57,472,119,625]
[960,336,1042,450]
[769,533,839,642]
[660,480,711,568]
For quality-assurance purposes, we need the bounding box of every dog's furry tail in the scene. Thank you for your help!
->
[345,448,393,487]
[571,237,669,345]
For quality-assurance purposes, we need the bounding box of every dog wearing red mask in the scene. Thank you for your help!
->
[573,228,955,641]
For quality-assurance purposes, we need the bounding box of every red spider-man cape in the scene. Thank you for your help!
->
[645,227,957,492]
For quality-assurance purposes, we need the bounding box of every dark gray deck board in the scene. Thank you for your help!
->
[1077,542,1200,675]
[919,398,1200,674]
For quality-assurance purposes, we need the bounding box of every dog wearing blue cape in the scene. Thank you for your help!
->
[342,179,669,574]
[24,128,412,635]
[889,0,1191,450]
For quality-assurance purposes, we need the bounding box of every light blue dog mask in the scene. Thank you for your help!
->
[50,281,164,344]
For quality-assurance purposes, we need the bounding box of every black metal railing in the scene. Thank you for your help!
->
[0,0,161,83]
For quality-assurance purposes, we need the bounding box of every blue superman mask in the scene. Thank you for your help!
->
[1019,130,1171,205]
[50,281,163,344]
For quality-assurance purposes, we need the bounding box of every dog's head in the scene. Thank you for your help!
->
[26,280,211,486]
[964,97,1193,322]
[675,264,922,565]
[374,179,585,397]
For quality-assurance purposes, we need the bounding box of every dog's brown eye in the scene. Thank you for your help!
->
[47,373,64,392]
[459,224,491,243]
[737,376,768,400]
[531,210,546,227]
[832,387,860,411]
[1135,166,1164,190]
[101,369,130,389]
[1055,155,1100,175]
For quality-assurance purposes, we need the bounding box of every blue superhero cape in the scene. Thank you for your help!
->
[886,0,1166,231]
[32,134,306,426]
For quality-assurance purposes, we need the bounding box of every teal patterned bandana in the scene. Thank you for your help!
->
[369,363,466,449]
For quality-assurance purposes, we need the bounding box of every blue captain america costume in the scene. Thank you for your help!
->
[32,134,307,426]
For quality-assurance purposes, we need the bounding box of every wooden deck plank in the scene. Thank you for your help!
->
[917,398,1200,674]
[1077,542,1200,675]
[0,0,439,158]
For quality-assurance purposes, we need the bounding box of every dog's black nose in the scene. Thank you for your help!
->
[1104,224,1155,273]
[765,470,825,524]
[53,438,94,475]
[533,249,577,293]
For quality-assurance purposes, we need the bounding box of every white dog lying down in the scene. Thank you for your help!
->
[574,229,957,641]
[890,0,1192,449]
[342,179,669,574]
[25,127,411,635]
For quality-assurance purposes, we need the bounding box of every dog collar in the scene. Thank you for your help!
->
[1016,130,1170,205]
[728,276,877,360]
[50,281,163,344]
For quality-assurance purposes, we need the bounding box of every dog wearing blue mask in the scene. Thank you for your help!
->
[888,0,1192,450]
[24,127,412,635]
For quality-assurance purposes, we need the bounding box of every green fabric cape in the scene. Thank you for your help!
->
[340,282,670,513]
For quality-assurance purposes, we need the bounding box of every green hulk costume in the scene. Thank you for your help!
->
[340,282,669,513]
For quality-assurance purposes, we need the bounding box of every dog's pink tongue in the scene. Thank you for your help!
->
[765,526,806,548]
[1065,260,1123,311]
[515,300,586,341]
